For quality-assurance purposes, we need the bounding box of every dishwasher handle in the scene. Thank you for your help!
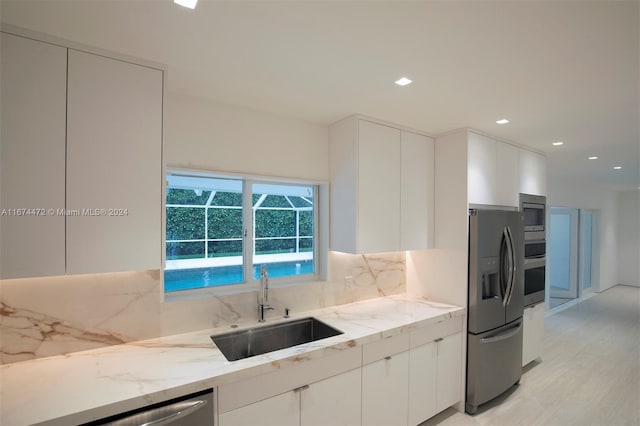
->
[107,399,207,426]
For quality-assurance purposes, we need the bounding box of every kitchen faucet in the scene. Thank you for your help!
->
[258,265,274,322]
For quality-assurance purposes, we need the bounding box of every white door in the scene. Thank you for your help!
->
[0,33,67,279]
[218,391,299,426]
[400,130,434,250]
[362,351,409,426]
[357,120,401,253]
[436,332,462,412]
[301,369,361,426]
[467,132,497,206]
[408,341,437,425]
[495,142,519,208]
[66,49,163,274]
[579,210,597,294]
[548,207,579,301]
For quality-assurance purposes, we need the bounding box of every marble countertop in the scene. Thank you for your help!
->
[0,294,464,426]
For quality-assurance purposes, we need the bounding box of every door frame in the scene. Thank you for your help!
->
[579,209,599,294]
[548,207,579,300]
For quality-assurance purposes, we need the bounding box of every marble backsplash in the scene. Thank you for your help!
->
[0,252,405,364]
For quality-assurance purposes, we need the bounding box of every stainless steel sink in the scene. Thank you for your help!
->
[211,317,343,361]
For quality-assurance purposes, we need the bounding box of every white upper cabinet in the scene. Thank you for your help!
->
[357,119,402,253]
[66,50,163,274]
[496,143,519,207]
[467,132,498,206]
[329,116,434,254]
[0,33,67,279]
[467,132,519,208]
[401,130,435,250]
[1,30,163,278]
[519,149,547,196]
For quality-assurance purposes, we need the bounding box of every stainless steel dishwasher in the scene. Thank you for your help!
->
[82,389,214,426]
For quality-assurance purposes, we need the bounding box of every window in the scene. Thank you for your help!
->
[164,172,317,292]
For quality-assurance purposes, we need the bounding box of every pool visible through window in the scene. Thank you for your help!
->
[165,172,317,292]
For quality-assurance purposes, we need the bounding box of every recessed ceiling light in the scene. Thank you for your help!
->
[395,77,412,86]
[588,156,598,160]
[552,141,564,146]
[174,0,197,9]
[613,166,622,170]
[496,119,509,124]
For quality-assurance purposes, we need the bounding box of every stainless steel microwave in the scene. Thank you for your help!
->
[520,194,546,241]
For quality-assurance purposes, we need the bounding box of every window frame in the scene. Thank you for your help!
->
[163,168,326,299]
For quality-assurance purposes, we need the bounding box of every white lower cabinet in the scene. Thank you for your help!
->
[218,318,463,426]
[522,303,545,366]
[362,351,410,426]
[408,318,463,425]
[436,332,463,412]
[218,391,299,426]
[218,364,361,426]
[408,341,438,425]
[301,368,362,426]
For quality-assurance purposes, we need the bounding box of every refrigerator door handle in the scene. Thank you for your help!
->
[479,320,522,344]
[505,226,516,305]
[500,228,510,307]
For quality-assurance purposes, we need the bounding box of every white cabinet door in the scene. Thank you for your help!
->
[496,142,519,207]
[468,132,519,207]
[0,33,67,279]
[467,132,497,206]
[362,351,409,426]
[408,341,437,425]
[301,368,361,426]
[523,303,545,366]
[436,332,462,412]
[519,149,547,196]
[330,117,434,254]
[218,391,299,426]
[358,120,401,253]
[401,130,435,250]
[66,50,162,274]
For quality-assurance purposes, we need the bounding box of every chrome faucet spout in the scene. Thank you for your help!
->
[258,265,274,322]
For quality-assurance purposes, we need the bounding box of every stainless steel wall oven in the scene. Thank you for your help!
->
[520,194,546,307]
[524,241,545,307]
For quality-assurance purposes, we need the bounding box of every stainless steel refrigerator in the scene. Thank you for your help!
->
[466,209,524,414]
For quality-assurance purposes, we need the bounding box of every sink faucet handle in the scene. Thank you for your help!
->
[284,307,290,318]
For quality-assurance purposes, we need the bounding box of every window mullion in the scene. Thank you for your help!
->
[243,179,254,284]
[296,209,300,254]
[204,205,208,259]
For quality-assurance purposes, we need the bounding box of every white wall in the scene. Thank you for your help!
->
[546,179,620,292]
[165,93,328,182]
[617,190,640,287]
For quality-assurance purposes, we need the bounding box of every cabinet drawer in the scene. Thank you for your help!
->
[410,316,462,349]
[362,333,410,365]
[218,346,361,413]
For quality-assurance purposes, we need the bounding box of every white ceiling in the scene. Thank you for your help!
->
[2,0,638,191]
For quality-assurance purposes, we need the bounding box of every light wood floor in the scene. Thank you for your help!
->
[549,297,576,309]
[424,285,640,426]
